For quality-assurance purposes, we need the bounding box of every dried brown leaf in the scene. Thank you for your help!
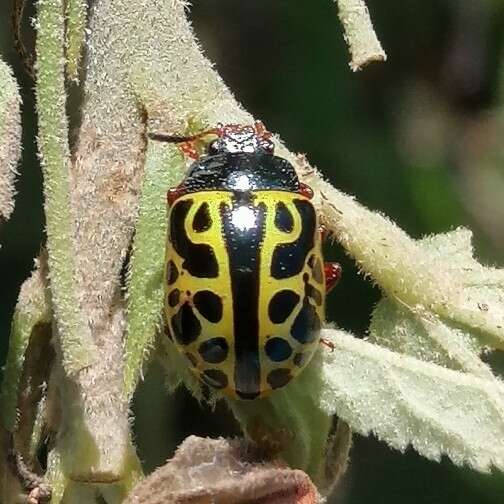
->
[125,436,320,504]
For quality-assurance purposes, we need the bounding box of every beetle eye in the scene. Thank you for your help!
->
[208,140,221,155]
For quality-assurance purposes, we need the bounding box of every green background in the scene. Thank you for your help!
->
[2,0,504,502]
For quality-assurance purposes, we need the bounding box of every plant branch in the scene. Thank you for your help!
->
[35,0,96,373]
[302,173,504,350]
[0,59,22,222]
[334,0,386,71]
[124,143,185,399]
[65,0,87,81]
[34,0,139,481]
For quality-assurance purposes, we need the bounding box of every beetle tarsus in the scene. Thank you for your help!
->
[320,338,335,352]
[325,262,342,293]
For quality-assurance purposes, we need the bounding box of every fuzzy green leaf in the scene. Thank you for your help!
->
[157,337,202,398]
[157,334,350,492]
[370,299,493,378]
[228,360,333,486]
[227,358,353,493]
[45,448,67,504]
[317,175,504,351]
[318,328,504,473]
[418,228,504,349]
[0,263,50,432]
[369,228,503,379]
[124,142,186,398]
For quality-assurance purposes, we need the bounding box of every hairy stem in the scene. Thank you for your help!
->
[124,143,185,399]
[0,59,22,222]
[65,0,88,81]
[335,0,387,71]
[36,0,96,372]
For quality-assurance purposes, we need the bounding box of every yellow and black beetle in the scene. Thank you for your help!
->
[157,123,340,400]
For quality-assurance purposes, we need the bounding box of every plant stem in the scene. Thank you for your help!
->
[65,0,87,81]
[124,142,185,399]
[0,59,22,221]
[335,0,386,71]
[36,0,96,372]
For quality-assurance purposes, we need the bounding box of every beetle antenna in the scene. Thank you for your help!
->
[148,128,218,143]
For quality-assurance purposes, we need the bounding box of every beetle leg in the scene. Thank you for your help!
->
[253,120,272,140]
[325,262,342,293]
[179,140,200,160]
[298,182,314,199]
[320,338,335,352]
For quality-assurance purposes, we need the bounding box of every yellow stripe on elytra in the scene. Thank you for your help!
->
[165,192,237,397]
[254,191,324,395]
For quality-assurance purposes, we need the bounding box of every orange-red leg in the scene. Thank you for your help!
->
[298,182,314,199]
[325,262,342,293]
[179,140,200,160]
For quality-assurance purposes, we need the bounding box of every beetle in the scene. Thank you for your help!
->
[158,123,341,400]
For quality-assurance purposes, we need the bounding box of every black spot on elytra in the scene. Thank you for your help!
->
[291,298,320,344]
[265,337,292,362]
[167,289,180,307]
[193,202,212,232]
[269,290,300,324]
[267,368,292,389]
[185,352,198,367]
[198,337,229,364]
[270,199,315,279]
[171,302,201,345]
[201,369,228,389]
[293,352,307,367]
[274,201,294,232]
[170,200,219,278]
[193,290,223,323]
[311,257,324,284]
[166,260,178,285]
[237,390,260,400]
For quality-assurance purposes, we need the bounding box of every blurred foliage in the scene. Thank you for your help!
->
[1,0,504,502]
